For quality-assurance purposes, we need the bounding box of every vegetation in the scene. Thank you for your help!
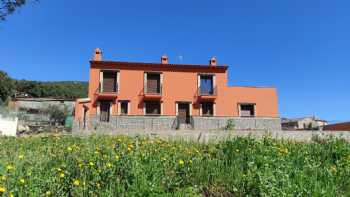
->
[0,0,38,21]
[224,119,235,130]
[0,70,88,100]
[47,105,69,126]
[0,71,15,104]
[14,80,88,99]
[0,135,349,196]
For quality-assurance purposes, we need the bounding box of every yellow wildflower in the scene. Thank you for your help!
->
[6,165,14,171]
[330,165,337,173]
[1,176,6,181]
[115,155,120,161]
[178,159,185,165]
[10,193,14,197]
[59,172,65,178]
[89,161,94,166]
[0,186,6,193]
[107,162,112,168]
[45,191,52,196]
[73,179,80,186]
[18,155,24,159]
[19,178,25,184]
[67,147,73,151]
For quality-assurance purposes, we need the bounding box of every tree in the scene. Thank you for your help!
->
[0,0,37,21]
[47,105,68,126]
[0,70,15,104]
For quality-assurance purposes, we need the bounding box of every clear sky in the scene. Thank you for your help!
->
[0,0,349,122]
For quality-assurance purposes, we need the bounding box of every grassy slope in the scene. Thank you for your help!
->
[0,135,349,196]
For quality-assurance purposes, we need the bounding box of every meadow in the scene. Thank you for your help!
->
[0,135,349,196]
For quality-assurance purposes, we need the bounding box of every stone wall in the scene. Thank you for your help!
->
[76,116,177,132]
[192,117,281,131]
[74,115,281,132]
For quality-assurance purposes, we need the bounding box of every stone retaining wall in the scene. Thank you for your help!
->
[193,117,281,130]
[76,116,177,132]
[73,116,281,132]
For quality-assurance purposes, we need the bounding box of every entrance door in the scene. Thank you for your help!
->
[100,101,111,122]
[178,103,190,124]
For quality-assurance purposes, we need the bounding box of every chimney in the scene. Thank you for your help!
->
[209,57,217,66]
[93,48,102,61]
[161,55,168,64]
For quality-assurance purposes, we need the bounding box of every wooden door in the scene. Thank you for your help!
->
[100,101,111,122]
[178,103,189,124]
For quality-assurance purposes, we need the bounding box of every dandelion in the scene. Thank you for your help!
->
[115,155,120,161]
[73,179,80,186]
[19,178,25,184]
[10,193,14,197]
[330,165,337,173]
[59,172,65,178]
[67,147,73,151]
[178,159,185,166]
[89,161,94,166]
[0,186,6,193]
[18,154,24,159]
[45,191,52,196]
[6,165,14,171]
[107,162,112,168]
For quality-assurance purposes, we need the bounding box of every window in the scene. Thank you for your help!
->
[199,75,214,95]
[201,102,213,116]
[239,104,256,117]
[145,73,161,94]
[119,101,129,115]
[145,101,161,115]
[101,71,118,92]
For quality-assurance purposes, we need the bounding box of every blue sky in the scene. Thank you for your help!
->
[0,0,349,122]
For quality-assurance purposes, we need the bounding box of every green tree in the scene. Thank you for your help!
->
[0,70,15,104]
[47,105,68,126]
[0,0,37,21]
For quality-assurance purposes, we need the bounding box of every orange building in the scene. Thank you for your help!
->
[74,49,281,131]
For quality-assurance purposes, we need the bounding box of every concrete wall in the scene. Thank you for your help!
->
[0,115,18,136]
[73,129,350,143]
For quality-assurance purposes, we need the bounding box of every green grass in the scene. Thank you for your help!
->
[0,135,350,196]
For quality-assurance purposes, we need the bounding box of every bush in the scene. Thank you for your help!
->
[225,119,235,130]
[47,105,68,126]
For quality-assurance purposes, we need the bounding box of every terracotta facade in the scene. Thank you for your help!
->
[74,49,279,124]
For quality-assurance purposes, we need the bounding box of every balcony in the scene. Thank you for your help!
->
[197,86,217,100]
[94,82,119,100]
[143,84,162,100]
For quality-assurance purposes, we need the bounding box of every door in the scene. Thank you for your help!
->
[178,103,190,124]
[100,101,111,122]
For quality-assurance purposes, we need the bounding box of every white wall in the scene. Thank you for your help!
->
[0,115,18,136]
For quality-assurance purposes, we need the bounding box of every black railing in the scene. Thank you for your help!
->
[198,86,217,96]
[144,83,162,95]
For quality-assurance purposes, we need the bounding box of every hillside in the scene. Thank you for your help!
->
[14,80,88,99]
